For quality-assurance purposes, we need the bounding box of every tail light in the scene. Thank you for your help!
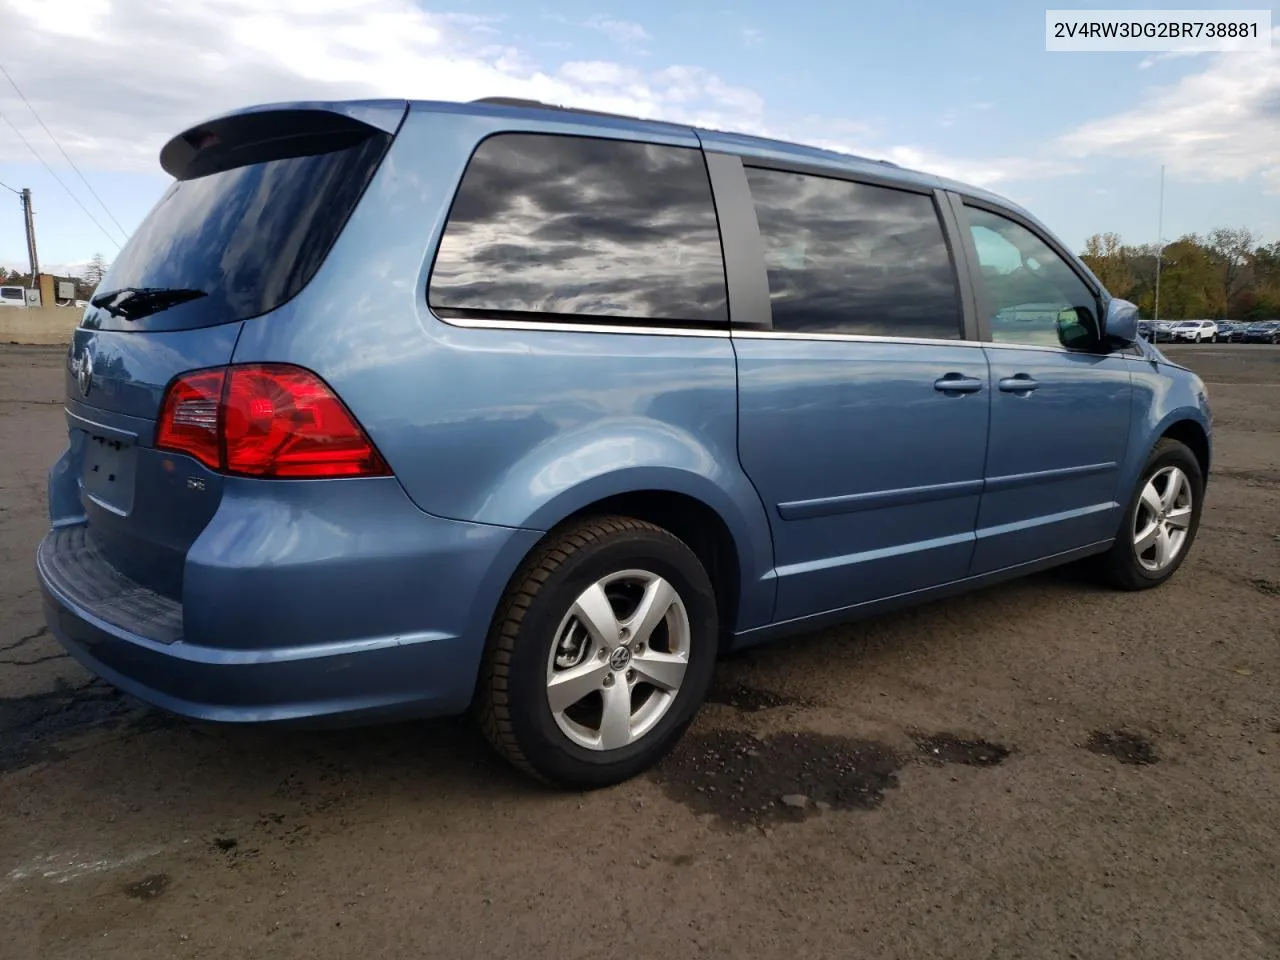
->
[156,364,389,478]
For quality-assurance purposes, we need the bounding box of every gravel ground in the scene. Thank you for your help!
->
[1,343,1276,960]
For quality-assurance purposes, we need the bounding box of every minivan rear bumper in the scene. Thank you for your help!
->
[37,481,542,724]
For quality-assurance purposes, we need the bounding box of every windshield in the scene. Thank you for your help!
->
[84,129,390,333]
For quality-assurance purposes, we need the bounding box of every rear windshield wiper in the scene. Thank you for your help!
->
[90,286,208,320]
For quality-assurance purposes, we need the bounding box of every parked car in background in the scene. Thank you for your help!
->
[1171,320,1218,343]
[1216,321,1241,342]
[1137,320,1155,340]
[1239,320,1280,344]
[1152,321,1177,342]
[0,285,27,307]
[36,96,1214,787]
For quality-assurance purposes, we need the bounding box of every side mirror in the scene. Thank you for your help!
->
[1103,298,1139,344]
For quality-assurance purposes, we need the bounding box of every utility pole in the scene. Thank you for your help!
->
[21,187,39,281]
[1157,165,1167,327]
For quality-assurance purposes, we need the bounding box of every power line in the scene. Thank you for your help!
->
[0,61,128,243]
[0,104,121,250]
[0,178,20,195]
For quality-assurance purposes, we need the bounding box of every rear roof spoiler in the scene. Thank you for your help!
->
[160,100,408,180]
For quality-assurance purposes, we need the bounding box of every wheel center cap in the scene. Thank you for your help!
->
[608,646,632,671]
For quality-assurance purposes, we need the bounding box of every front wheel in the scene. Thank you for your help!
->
[1092,439,1204,590]
[476,516,718,788]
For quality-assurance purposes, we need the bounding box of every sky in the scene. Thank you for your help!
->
[0,0,1277,274]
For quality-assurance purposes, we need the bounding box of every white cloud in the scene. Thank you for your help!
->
[741,28,765,49]
[582,15,651,48]
[1137,50,1203,70]
[0,1,747,173]
[804,138,1078,190]
[1067,30,1280,191]
[0,0,1066,238]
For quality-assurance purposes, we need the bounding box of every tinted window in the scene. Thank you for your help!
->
[430,134,727,326]
[91,131,391,333]
[966,207,1099,349]
[744,168,961,338]
[1,288,22,300]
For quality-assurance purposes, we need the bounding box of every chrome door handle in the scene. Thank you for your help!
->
[998,375,1039,394]
[933,373,984,395]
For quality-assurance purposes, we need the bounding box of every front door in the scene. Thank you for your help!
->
[732,165,990,623]
[959,203,1133,574]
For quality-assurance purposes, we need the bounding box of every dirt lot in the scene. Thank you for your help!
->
[1,343,1276,960]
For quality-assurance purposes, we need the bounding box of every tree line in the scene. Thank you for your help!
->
[1080,229,1280,322]
[5,235,1280,322]
[0,253,109,301]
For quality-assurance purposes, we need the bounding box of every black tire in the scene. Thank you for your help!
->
[1093,438,1204,590]
[476,516,718,788]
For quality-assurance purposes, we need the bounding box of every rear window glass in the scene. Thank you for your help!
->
[430,134,727,327]
[1,288,23,300]
[89,131,390,332]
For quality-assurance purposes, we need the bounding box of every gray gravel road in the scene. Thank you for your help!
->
[1,343,1276,960]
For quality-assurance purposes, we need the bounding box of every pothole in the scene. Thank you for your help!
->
[914,733,1011,766]
[705,681,804,712]
[0,681,140,773]
[1086,730,1159,765]
[123,873,170,901]
[652,729,901,828]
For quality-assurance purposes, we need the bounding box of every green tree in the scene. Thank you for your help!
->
[1158,236,1220,320]
[1206,227,1256,319]
[1081,232,1132,298]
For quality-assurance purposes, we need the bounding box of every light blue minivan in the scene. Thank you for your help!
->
[38,97,1211,786]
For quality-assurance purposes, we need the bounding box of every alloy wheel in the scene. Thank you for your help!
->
[545,569,690,751]
[1133,466,1194,573]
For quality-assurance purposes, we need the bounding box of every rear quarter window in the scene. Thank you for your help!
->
[429,133,728,328]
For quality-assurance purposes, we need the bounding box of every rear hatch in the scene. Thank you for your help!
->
[63,101,405,600]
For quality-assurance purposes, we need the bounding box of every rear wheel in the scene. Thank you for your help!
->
[1092,438,1203,590]
[476,516,718,788]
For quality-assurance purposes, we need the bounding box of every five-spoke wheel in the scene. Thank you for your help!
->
[477,517,717,788]
[1096,437,1204,590]
[546,570,691,751]
[1132,465,1194,573]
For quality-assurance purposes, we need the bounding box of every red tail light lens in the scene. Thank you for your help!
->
[222,365,388,477]
[156,368,224,469]
[156,364,389,479]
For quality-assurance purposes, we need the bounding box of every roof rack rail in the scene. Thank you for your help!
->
[469,97,900,168]
[470,97,663,125]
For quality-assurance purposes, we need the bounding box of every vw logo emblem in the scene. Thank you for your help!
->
[75,349,93,398]
[608,646,632,671]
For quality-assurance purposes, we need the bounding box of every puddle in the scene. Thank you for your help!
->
[914,733,1011,766]
[0,681,140,773]
[1086,730,1159,765]
[705,681,804,712]
[652,729,901,828]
